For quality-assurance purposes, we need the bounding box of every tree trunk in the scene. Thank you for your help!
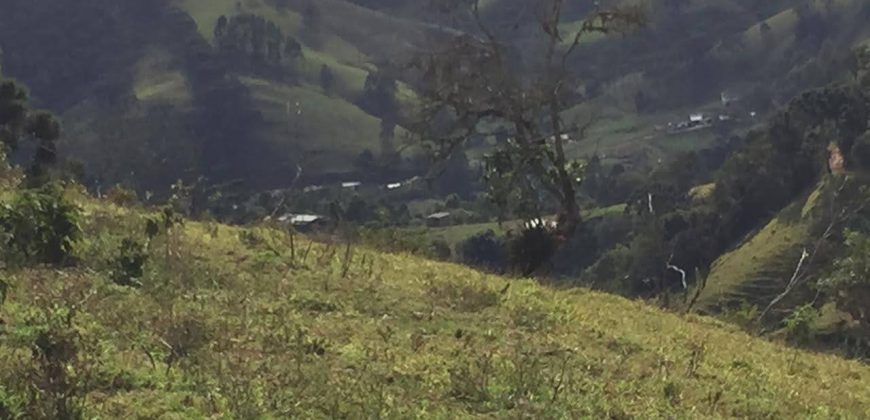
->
[549,99,581,238]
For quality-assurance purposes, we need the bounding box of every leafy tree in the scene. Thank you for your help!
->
[823,230,870,338]
[214,14,290,73]
[0,78,61,185]
[214,15,228,40]
[26,110,61,184]
[360,70,399,122]
[284,36,304,61]
[415,1,644,240]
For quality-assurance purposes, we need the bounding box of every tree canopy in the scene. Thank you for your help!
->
[0,77,61,184]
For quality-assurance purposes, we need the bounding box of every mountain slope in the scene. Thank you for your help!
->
[1,188,869,418]
[0,0,430,191]
[695,182,820,312]
[1,0,868,195]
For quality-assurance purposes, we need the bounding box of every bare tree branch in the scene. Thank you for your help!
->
[759,248,810,321]
[667,254,688,290]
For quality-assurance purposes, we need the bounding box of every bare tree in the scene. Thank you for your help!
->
[413,0,644,238]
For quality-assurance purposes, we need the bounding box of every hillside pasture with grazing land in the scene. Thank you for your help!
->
[0,187,869,418]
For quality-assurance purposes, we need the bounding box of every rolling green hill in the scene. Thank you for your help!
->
[1,186,870,418]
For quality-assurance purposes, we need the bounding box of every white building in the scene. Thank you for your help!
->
[277,214,327,229]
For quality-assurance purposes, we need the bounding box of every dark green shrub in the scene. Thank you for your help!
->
[109,238,148,288]
[0,183,81,266]
[459,230,507,272]
[508,226,558,276]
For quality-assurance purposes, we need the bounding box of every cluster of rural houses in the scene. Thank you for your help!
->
[277,176,426,230]
[660,91,757,135]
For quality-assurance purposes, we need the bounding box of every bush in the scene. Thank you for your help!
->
[104,184,138,207]
[459,230,506,272]
[0,183,81,266]
[507,226,558,276]
[4,304,97,420]
[783,304,819,346]
[109,238,148,288]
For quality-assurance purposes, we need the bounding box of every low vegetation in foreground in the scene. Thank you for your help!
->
[0,186,868,419]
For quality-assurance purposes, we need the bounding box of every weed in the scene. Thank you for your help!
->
[448,346,495,404]
[159,313,211,375]
[663,381,682,406]
[3,291,97,420]
[686,339,707,378]
[510,302,554,332]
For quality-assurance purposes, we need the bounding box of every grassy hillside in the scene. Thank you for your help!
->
[1,187,870,418]
[240,76,385,173]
